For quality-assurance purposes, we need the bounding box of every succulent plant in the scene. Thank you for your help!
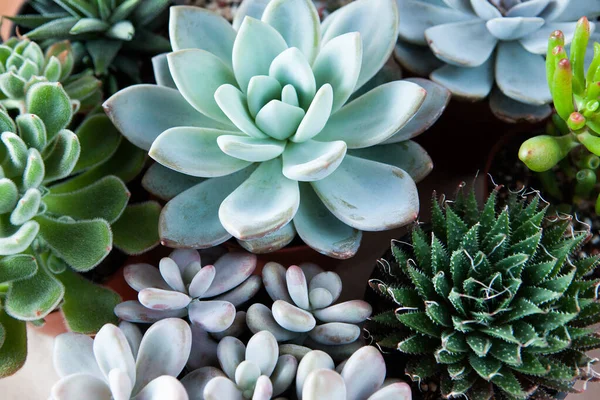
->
[9,0,172,86]
[246,262,371,359]
[0,37,101,113]
[192,331,298,399]
[104,0,448,258]
[395,0,600,123]
[295,346,412,400]
[51,318,191,400]
[115,250,261,333]
[369,186,600,399]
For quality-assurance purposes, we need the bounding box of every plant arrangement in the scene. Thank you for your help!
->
[104,0,447,259]
[369,186,600,399]
[9,0,172,89]
[247,262,371,360]
[394,0,600,122]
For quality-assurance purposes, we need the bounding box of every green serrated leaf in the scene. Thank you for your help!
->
[538,268,576,293]
[460,223,480,256]
[467,333,493,357]
[520,286,562,305]
[450,250,470,287]
[523,261,556,286]
[398,334,439,354]
[431,234,450,274]
[405,356,438,380]
[469,353,502,380]
[510,353,549,376]
[412,227,432,275]
[388,287,422,308]
[480,325,520,344]
[492,367,527,398]
[571,335,600,351]
[406,264,436,300]
[501,299,544,323]
[490,340,522,366]
[446,207,469,252]
[574,256,600,278]
[425,300,452,327]
[443,330,469,353]
[508,231,541,257]
[433,271,451,298]
[372,311,399,327]
[397,312,442,338]
[431,193,446,242]
[527,311,577,332]
[436,348,466,364]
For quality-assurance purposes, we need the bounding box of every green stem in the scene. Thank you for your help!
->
[538,170,563,201]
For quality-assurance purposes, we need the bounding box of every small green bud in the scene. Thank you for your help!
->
[568,112,586,131]
[576,153,600,170]
[519,134,578,172]
[575,169,597,197]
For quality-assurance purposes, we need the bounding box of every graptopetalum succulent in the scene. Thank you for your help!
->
[50,318,191,400]
[369,186,600,399]
[104,0,449,259]
[246,262,371,361]
[293,346,412,400]
[9,0,172,88]
[115,249,261,333]
[519,17,600,215]
[394,0,600,123]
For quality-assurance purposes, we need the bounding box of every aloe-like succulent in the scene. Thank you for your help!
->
[10,0,171,86]
[115,250,261,333]
[104,0,448,259]
[194,331,298,399]
[246,262,371,359]
[296,346,412,400]
[369,186,600,399]
[0,37,101,113]
[395,0,600,123]
[51,319,191,400]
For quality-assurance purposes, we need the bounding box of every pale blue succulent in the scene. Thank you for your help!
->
[105,0,449,259]
[394,0,600,122]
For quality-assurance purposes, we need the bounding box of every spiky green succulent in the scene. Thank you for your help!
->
[9,0,171,87]
[369,187,600,399]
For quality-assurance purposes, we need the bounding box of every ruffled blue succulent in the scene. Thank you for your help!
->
[395,0,600,122]
[105,0,450,259]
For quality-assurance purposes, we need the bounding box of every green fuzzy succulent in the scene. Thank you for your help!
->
[0,37,101,113]
[9,0,172,87]
[369,187,600,399]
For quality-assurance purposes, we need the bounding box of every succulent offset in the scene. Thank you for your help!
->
[198,331,298,399]
[395,0,600,122]
[51,319,191,400]
[10,0,172,85]
[104,0,449,258]
[246,262,372,359]
[369,187,600,399]
[295,346,412,400]
[115,249,261,333]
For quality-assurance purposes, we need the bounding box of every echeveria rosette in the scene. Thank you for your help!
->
[294,346,412,400]
[246,262,372,361]
[369,187,600,399]
[395,0,600,123]
[115,249,260,333]
[51,319,190,400]
[197,331,298,399]
[10,0,171,86]
[105,0,447,259]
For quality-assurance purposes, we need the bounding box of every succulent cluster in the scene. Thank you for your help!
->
[105,0,446,258]
[51,318,191,400]
[370,187,600,399]
[247,262,371,360]
[10,0,172,86]
[395,0,600,122]
[115,249,261,333]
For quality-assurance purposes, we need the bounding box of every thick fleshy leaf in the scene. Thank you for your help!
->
[169,6,236,67]
[321,0,398,90]
[313,300,372,323]
[181,367,225,399]
[311,156,419,231]
[119,322,143,359]
[270,355,297,396]
[316,81,426,148]
[519,22,578,54]
[204,252,257,297]
[26,82,72,142]
[168,49,238,125]
[506,0,549,17]
[312,33,361,112]
[188,300,236,332]
[142,163,204,201]
[303,369,346,400]
[430,58,494,100]
[93,323,136,385]
[139,288,191,311]
[286,265,310,310]
[108,369,133,400]
[246,303,299,341]
[0,255,37,283]
[255,100,305,140]
[232,17,288,92]
[188,265,216,299]
[394,41,444,76]
[253,375,273,400]
[262,262,293,303]
[152,54,176,89]
[159,167,255,248]
[114,301,187,323]
[0,221,39,255]
[237,223,296,254]
[0,311,27,378]
[36,216,111,272]
[214,84,269,139]
[150,127,250,178]
[124,264,170,292]
[219,159,300,240]
[58,269,120,334]
[217,336,246,380]
[247,75,282,118]
[246,331,279,376]
[309,323,361,345]
[294,183,362,259]
[292,84,334,143]
[489,88,552,124]
[486,17,544,41]
[425,20,497,67]
[341,346,386,400]
[296,350,335,399]
[5,263,64,321]
[384,78,450,143]
[349,141,433,183]
[134,318,192,394]
[187,323,219,370]
[272,300,316,332]
[262,0,320,63]
[73,114,122,173]
[282,140,346,181]
[42,129,81,184]
[213,275,262,307]
[112,202,162,256]
[51,373,112,400]
[133,376,189,400]
[104,85,232,151]
[495,41,551,105]
[268,47,316,109]
[204,377,244,400]
[367,383,412,400]
[53,332,102,379]
[233,0,271,29]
